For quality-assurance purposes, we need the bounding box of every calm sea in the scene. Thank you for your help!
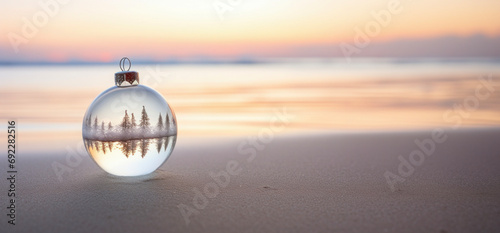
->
[1,58,500,152]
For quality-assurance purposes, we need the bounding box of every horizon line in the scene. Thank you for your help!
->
[1,56,500,66]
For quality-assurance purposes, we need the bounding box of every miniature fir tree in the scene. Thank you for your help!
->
[131,113,137,128]
[165,113,170,131]
[157,113,164,130]
[93,116,98,130]
[121,110,130,129]
[139,106,150,129]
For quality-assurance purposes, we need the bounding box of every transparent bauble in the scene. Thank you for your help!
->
[82,58,177,176]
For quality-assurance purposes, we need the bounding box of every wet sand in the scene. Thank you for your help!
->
[3,128,500,232]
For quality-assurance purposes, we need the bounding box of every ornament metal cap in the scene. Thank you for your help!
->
[115,57,139,87]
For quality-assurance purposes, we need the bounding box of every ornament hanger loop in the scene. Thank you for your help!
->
[119,57,131,71]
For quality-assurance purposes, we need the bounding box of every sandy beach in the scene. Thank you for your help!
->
[3,127,499,232]
[2,0,500,232]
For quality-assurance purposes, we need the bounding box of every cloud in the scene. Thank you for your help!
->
[1,33,500,63]
[294,34,500,58]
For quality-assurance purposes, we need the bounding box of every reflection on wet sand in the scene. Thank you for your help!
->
[84,136,174,158]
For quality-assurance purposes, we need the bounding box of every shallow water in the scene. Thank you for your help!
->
[1,58,500,152]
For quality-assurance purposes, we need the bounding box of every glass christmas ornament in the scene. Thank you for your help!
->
[82,57,177,176]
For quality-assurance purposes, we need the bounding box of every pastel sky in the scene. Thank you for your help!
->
[1,0,499,62]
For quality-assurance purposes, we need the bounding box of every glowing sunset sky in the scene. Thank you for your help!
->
[1,0,499,62]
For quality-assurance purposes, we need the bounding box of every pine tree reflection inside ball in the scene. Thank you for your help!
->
[82,57,177,176]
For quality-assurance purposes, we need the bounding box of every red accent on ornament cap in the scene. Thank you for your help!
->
[115,57,139,87]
